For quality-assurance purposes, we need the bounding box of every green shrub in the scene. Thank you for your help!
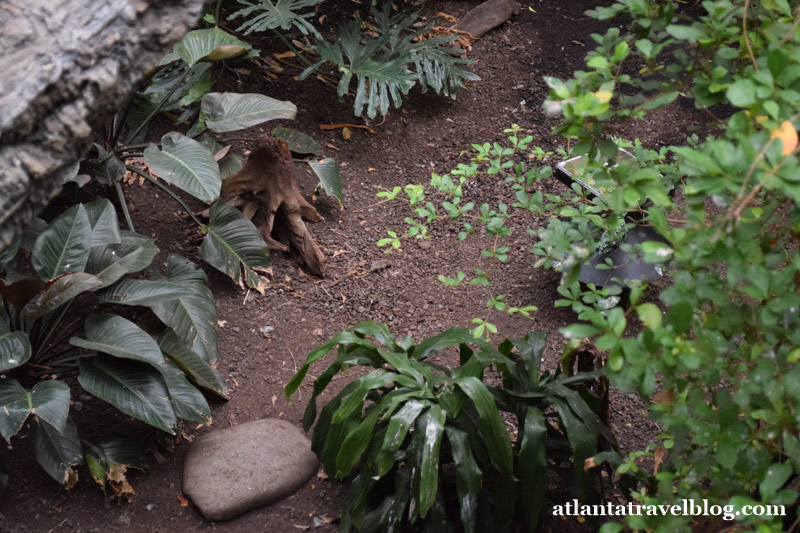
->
[286,321,614,532]
[0,200,227,492]
[378,0,800,529]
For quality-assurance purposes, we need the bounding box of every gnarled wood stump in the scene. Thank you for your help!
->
[0,0,204,249]
[220,136,326,277]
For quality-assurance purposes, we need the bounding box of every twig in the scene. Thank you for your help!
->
[319,123,377,134]
[743,0,759,71]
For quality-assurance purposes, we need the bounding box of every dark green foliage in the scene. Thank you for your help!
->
[0,200,227,491]
[287,322,614,532]
[300,5,479,118]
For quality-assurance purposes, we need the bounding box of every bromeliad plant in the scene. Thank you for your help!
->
[0,199,227,494]
[286,321,615,532]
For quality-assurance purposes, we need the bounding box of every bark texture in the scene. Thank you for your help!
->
[0,0,205,249]
[218,136,326,277]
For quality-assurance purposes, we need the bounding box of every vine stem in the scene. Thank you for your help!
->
[126,66,193,144]
[126,166,205,227]
[271,29,314,67]
[114,180,135,231]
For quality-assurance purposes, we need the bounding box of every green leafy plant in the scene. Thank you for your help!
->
[92,25,303,291]
[379,0,800,529]
[285,321,615,532]
[0,200,227,491]
[300,4,479,118]
[229,0,321,38]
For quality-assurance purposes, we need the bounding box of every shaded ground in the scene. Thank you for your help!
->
[1,1,710,531]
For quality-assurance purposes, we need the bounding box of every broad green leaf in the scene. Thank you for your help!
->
[551,398,596,502]
[85,242,159,287]
[377,399,428,476]
[456,376,513,474]
[0,331,31,371]
[86,451,106,489]
[158,330,228,398]
[32,204,91,280]
[519,407,547,531]
[668,301,693,334]
[272,127,323,155]
[309,158,343,206]
[70,314,164,366]
[96,279,193,307]
[151,255,218,363]
[27,272,104,319]
[202,92,296,132]
[144,132,221,202]
[445,426,481,533]
[219,153,245,179]
[665,23,707,43]
[336,405,382,477]
[727,79,758,108]
[201,202,271,292]
[419,405,446,518]
[89,434,148,472]
[157,359,211,424]
[560,323,599,339]
[760,462,792,500]
[94,144,126,185]
[78,356,177,434]
[636,303,663,330]
[30,417,82,488]
[0,379,70,441]
[83,200,121,246]
[174,27,252,67]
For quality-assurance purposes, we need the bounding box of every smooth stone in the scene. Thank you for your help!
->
[183,418,318,521]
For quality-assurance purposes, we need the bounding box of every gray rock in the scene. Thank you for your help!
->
[183,418,318,521]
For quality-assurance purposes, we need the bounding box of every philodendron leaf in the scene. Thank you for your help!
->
[150,255,219,363]
[272,127,323,155]
[94,144,126,186]
[144,132,221,202]
[0,330,31,371]
[30,416,82,488]
[174,27,252,67]
[78,356,177,435]
[309,158,343,206]
[0,379,70,442]
[85,241,159,287]
[90,434,148,472]
[32,203,92,280]
[83,199,121,247]
[202,92,296,132]
[96,279,193,307]
[158,330,228,398]
[27,272,104,319]
[157,359,211,424]
[70,314,165,366]
[201,202,272,293]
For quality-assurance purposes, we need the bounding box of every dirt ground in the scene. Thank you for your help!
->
[0,1,711,531]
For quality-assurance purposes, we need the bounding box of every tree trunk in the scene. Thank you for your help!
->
[0,0,205,249]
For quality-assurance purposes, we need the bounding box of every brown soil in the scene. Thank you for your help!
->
[1,1,709,532]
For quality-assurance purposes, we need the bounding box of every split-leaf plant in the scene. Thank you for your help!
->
[226,0,479,119]
[286,321,615,532]
[0,199,227,495]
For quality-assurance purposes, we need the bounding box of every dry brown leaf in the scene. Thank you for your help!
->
[341,127,351,140]
[313,328,324,336]
[177,494,189,507]
[274,51,296,59]
[437,12,457,23]
[217,319,227,328]
[654,447,665,475]
[583,456,596,471]
[108,463,135,502]
[213,144,232,161]
[367,167,377,172]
